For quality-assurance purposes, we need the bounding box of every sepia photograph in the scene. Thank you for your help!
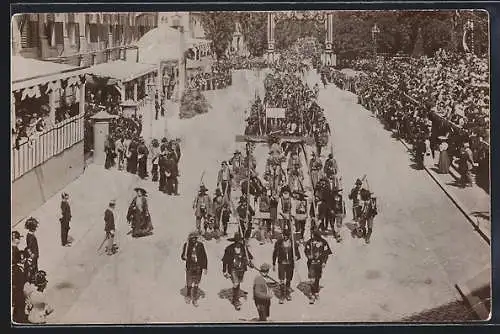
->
[11,10,491,324]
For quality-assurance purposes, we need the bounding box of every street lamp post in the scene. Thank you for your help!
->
[371,23,380,59]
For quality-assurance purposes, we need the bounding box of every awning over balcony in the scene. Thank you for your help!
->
[11,56,87,95]
[85,60,157,84]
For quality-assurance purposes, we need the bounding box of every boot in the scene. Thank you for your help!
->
[185,286,192,304]
[232,287,240,310]
[285,284,292,301]
[192,286,199,307]
[279,284,285,304]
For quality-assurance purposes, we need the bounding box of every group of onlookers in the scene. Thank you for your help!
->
[326,50,489,190]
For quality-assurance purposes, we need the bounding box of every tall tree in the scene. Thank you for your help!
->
[199,12,236,59]
[238,12,267,57]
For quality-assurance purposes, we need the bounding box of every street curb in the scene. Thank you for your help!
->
[454,267,491,321]
[398,139,490,245]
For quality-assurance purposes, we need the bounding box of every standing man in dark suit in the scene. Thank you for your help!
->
[181,231,208,307]
[60,192,72,247]
[104,200,117,255]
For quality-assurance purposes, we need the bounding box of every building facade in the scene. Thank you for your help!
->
[11,13,158,67]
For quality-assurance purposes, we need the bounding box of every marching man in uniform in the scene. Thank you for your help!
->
[323,153,338,179]
[331,190,346,243]
[217,161,233,201]
[193,185,212,234]
[236,195,255,240]
[309,151,323,191]
[277,186,295,233]
[272,229,301,304]
[181,231,208,307]
[304,229,333,304]
[292,190,308,241]
[253,263,273,321]
[222,232,254,310]
[348,178,363,222]
[359,189,378,244]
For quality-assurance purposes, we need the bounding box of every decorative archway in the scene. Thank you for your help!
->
[266,11,335,66]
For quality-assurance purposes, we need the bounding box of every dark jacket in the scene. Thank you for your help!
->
[25,233,39,259]
[237,203,255,221]
[222,242,253,273]
[60,200,71,223]
[181,240,208,270]
[104,208,115,232]
[304,237,332,265]
[272,238,300,265]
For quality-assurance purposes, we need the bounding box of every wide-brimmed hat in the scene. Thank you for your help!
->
[12,231,23,239]
[328,153,334,158]
[228,232,243,242]
[199,185,208,192]
[280,185,291,195]
[188,231,199,239]
[234,150,241,155]
[355,178,363,186]
[215,188,222,195]
[109,199,116,206]
[134,187,147,195]
[25,217,39,231]
[260,263,271,273]
[33,270,48,286]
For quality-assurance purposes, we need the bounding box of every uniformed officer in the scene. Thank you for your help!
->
[277,186,294,232]
[104,200,117,255]
[222,232,254,310]
[304,229,333,304]
[272,229,300,303]
[181,231,208,307]
[292,190,308,240]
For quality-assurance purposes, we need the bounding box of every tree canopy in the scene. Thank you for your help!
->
[199,12,235,59]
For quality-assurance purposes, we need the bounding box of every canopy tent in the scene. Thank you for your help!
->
[85,60,157,84]
[135,25,211,66]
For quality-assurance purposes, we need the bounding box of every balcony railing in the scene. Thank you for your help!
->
[11,114,84,181]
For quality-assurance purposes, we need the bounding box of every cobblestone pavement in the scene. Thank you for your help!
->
[15,69,489,323]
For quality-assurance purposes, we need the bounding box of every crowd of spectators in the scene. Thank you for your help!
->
[325,50,490,190]
[230,55,268,70]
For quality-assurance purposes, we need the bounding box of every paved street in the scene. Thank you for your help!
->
[18,69,489,323]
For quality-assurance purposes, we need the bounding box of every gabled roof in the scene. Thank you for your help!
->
[85,60,156,82]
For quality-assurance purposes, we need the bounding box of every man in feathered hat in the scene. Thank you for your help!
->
[309,151,323,191]
[217,161,233,200]
[331,189,346,243]
[277,185,294,233]
[213,188,230,236]
[304,228,333,304]
[193,185,212,234]
[236,194,255,240]
[358,189,378,244]
[253,263,272,321]
[222,232,254,310]
[272,228,301,304]
[348,178,363,222]
[181,231,207,307]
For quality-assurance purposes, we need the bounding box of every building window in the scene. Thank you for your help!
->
[48,22,64,47]
[67,22,79,47]
[100,24,109,46]
[21,19,39,48]
[89,23,99,43]
[114,25,123,44]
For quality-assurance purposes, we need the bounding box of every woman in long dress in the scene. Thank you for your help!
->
[23,270,54,324]
[127,188,153,238]
[437,137,451,174]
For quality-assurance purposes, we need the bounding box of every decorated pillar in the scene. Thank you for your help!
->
[48,90,57,125]
[108,24,113,49]
[133,81,138,101]
[90,111,117,165]
[267,12,275,64]
[323,12,335,66]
